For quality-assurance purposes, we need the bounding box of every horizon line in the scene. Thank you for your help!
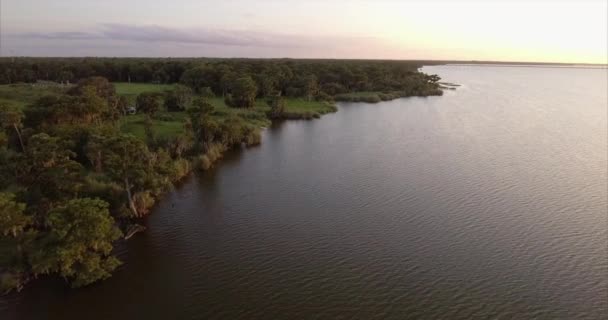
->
[0,56,606,66]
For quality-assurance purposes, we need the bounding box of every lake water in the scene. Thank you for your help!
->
[2,65,607,319]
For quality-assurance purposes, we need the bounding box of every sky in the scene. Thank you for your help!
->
[1,0,607,63]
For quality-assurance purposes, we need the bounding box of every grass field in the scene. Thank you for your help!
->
[0,82,337,140]
[334,91,407,103]
[0,84,68,109]
[113,82,176,104]
[116,83,336,139]
[336,91,382,98]
[120,113,187,140]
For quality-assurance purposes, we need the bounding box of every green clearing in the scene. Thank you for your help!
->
[0,84,68,109]
[113,82,176,95]
[113,82,176,104]
[283,98,337,115]
[119,113,186,140]
[116,83,336,139]
[336,91,383,98]
[0,82,337,140]
[334,91,408,104]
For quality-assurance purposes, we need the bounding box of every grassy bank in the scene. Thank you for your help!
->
[114,82,176,104]
[335,89,443,103]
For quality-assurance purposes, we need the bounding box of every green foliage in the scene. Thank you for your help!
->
[19,133,84,205]
[0,103,25,151]
[0,193,29,238]
[199,87,215,99]
[187,102,220,152]
[267,95,286,119]
[120,113,185,141]
[164,85,193,112]
[24,87,110,127]
[180,66,215,93]
[0,272,23,294]
[0,104,24,131]
[32,198,122,287]
[91,132,170,217]
[225,76,257,109]
[0,83,66,109]
[136,92,162,116]
[114,82,174,97]
[69,76,116,100]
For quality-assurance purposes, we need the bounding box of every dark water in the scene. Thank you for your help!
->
[2,65,607,319]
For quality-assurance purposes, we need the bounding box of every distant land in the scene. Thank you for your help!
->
[0,57,605,67]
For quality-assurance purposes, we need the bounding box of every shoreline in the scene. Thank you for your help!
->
[124,85,448,234]
[0,58,446,293]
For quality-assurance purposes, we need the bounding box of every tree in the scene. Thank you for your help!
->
[219,71,238,97]
[426,74,441,83]
[143,116,156,145]
[164,85,192,112]
[32,198,122,287]
[108,96,129,120]
[227,76,257,108]
[187,99,219,153]
[255,73,277,97]
[74,86,110,124]
[168,132,194,159]
[69,77,116,101]
[180,66,215,93]
[304,75,319,101]
[153,69,169,84]
[58,70,73,85]
[0,192,33,293]
[98,133,155,217]
[136,92,162,116]
[0,193,29,238]
[25,88,109,127]
[0,104,25,152]
[199,87,215,99]
[19,133,84,205]
[84,126,120,172]
[267,94,286,119]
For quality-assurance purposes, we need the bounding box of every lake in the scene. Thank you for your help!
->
[2,65,607,319]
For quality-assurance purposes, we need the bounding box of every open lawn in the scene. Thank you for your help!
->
[113,82,176,96]
[116,83,336,139]
[0,82,337,140]
[336,91,383,98]
[114,82,176,104]
[120,113,187,140]
[0,84,68,109]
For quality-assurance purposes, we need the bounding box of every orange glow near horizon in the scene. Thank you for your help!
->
[340,1,608,64]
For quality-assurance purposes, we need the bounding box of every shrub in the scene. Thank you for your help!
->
[133,191,155,216]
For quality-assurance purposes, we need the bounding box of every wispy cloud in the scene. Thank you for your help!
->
[19,31,104,41]
[13,23,360,48]
[5,23,390,58]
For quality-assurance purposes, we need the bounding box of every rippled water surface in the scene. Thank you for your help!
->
[2,65,607,319]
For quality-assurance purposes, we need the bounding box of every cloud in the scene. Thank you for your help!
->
[18,31,103,41]
[4,23,391,58]
[11,23,350,48]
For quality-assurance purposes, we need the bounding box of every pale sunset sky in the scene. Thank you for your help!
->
[1,0,606,63]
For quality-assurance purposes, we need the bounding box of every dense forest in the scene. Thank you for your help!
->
[0,58,442,98]
[0,58,442,293]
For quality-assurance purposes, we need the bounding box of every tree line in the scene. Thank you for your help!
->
[0,58,442,103]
